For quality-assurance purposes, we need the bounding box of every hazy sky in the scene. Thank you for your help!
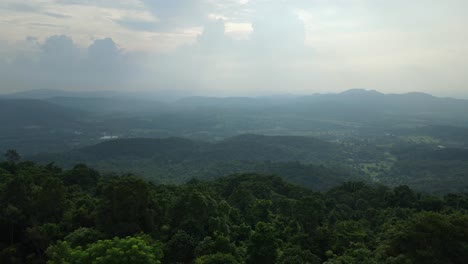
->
[0,0,467,97]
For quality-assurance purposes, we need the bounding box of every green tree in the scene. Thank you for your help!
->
[294,196,325,233]
[63,227,104,247]
[33,177,67,222]
[97,176,155,236]
[194,234,237,258]
[170,189,218,238]
[378,212,468,264]
[195,253,239,264]
[324,244,377,264]
[4,150,20,163]
[25,223,63,262]
[388,185,416,208]
[246,222,279,264]
[164,230,197,263]
[46,235,163,264]
[61,164,99,189]
[332,221,368,254]
[247,199,272,224]
[278,245,321,264]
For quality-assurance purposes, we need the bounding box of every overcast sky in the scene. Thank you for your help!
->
[0,0,467,97]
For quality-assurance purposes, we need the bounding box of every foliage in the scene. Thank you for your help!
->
[46,236,163,264]
[0,160,467,263]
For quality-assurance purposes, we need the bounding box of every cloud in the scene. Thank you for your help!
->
[5,2,42,13]
[116,17,159,32]
[1,0,468,98]
[143,6,314,95]
[141,0,210,30]
[196,19,231,51]
[88,38,120,60]
[138,0,253,31]
[41,35,79,60]
[0,35,143,91]
[85,38,130,85]
[55,0,142,9]
[0,5,312,94]
[43,12,71,19]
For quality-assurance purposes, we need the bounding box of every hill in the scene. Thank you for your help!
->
[292,89,468,125]
[80,137,205,160]
[205,134,339,162]
[1,160,467,263]
[30,132,468,193]
[46,96,166,114]
[47,135,341,163]
[31,135,358,190]
[0,89,117,99]
[0,99,81,127]
[0,99,87,154]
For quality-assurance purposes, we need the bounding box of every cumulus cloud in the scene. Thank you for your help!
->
[143,6,315,95]
[0,35,144,91]
[1,0,468,97]
[141,0,209,30]
[0,2,314,94]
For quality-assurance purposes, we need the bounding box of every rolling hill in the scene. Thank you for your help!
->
[0,99,81,128]
[30,135,357,190]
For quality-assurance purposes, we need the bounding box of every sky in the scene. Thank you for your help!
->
[0,0,467,97]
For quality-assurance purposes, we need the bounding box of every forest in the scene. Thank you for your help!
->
[3,90,468,194]
[2,91,468,263]
[3,0,468,262]
[30,134,468,194]
[1,157,467,263]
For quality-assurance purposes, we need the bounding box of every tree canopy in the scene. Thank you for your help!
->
[0,160,467,263]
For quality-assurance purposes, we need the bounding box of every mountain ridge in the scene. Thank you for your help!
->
[3,88,466,101]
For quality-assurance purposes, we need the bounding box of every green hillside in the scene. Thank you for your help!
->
[1,160,467,263]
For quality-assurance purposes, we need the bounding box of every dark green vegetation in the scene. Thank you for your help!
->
[32,135,362,191]
[2,90,468,193]
[1,160,467,264]
[29,132,468,193]
[1,89,468,263]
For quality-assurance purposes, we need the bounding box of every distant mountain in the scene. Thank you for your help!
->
[0,99,81,127]
[290,89,468,125]
[339,89,385,97]
[5,89,468,123]
[1,89,118,99]
[1,89,169,114]
[173,90,468,123]
[45,96,166,114]
[174,96,277,110]
[4,88,468,156]
[0,99,87,155]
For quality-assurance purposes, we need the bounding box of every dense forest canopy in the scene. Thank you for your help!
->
[1,159,467,263]
[29,133,468,194]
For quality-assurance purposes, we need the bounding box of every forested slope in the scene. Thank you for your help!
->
[31,135,359,190]
[1,160,467,263]
[30,134,468,193]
